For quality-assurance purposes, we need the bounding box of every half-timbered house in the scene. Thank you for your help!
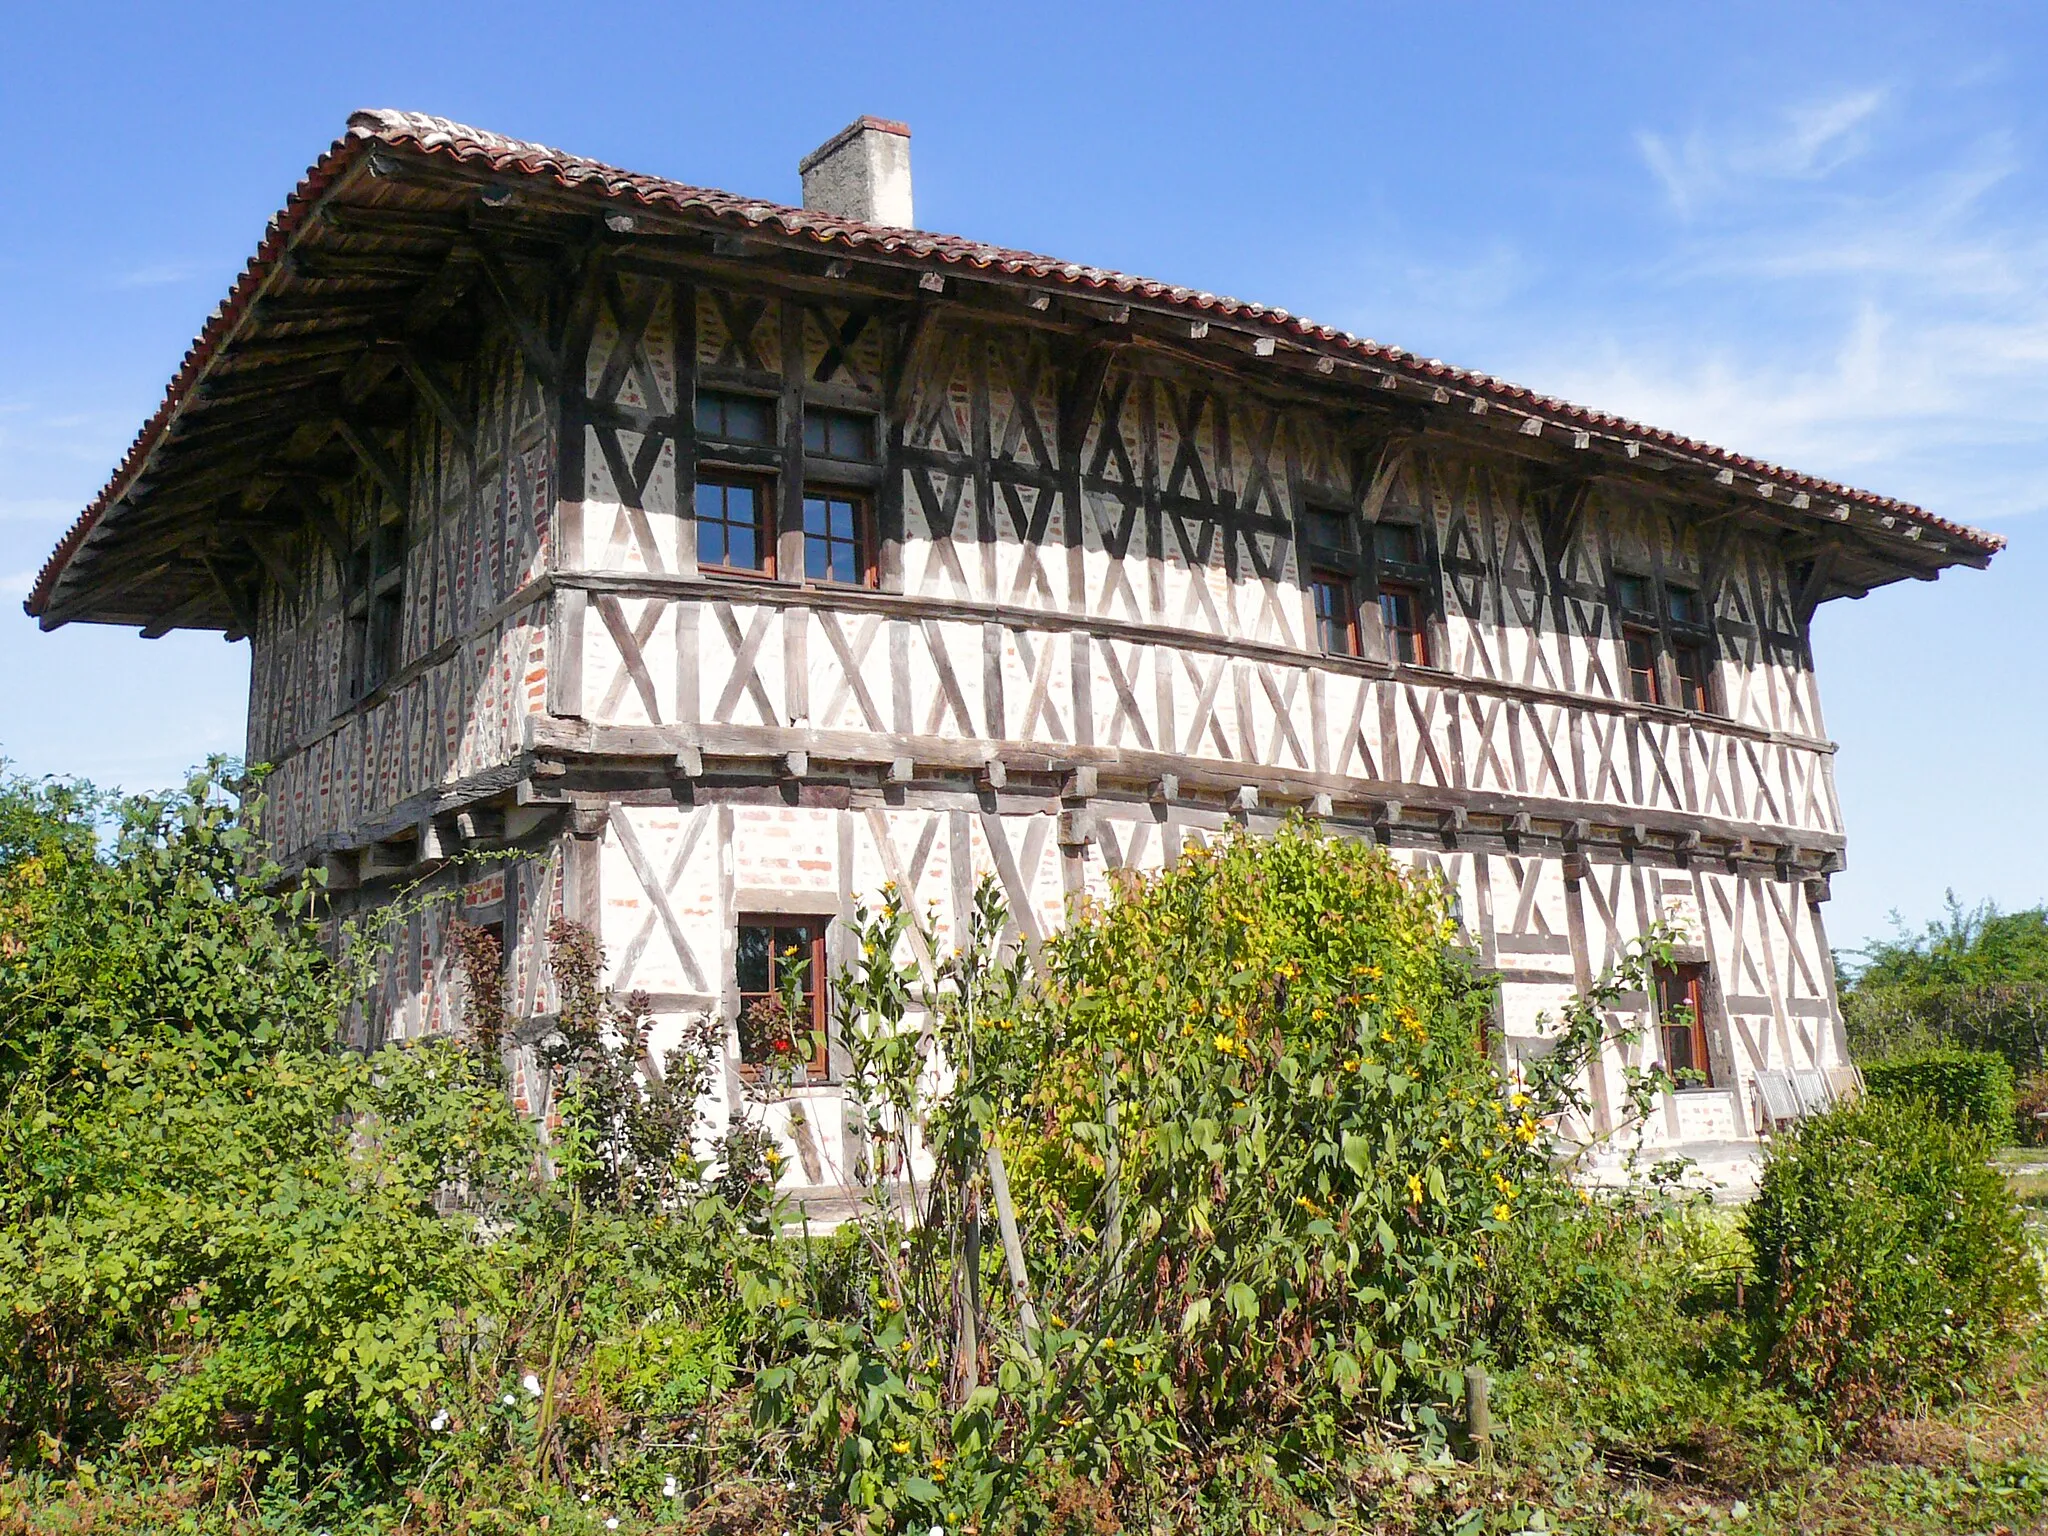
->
[28,111,2002,1191]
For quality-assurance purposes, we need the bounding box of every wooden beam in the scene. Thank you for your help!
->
[470,237,560,385]
[201,553,259,637]
[1793,545,1840,626]
[141,582,223,639]
[398,342,475,448]
[331,415,408,510]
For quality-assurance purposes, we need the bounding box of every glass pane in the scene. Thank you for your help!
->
[830,500,855,539]
[699,391,774,443]
[803,496,829,536]
[1305,510,1349,551]
[829,539,857,584]
[1374,523,1422,565]
[1616,574,1653,614]
[736,925,771,994]
[1667,586,1703,625]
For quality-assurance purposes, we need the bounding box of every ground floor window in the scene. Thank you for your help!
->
[736,917,828,1076]
[1654,962,1714,1088]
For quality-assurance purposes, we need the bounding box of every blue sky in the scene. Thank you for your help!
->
[2,0,2042,953]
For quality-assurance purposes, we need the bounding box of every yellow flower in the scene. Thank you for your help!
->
[1493,1204,1511,1222]
[1295,1194,1321,1216]
[925,1354,940,1369]
[900,1338,915,1353]
[1213,1032,1236,1055]
[1341,1057,1360,1073]
[776,1295,794,1309]
[1474,1252,1488,1269]
[1405,1173,1424,1204]
[1102,1336,1116,1349]
[879,1296,900,1312]
[933,1471,947,1484]
[891,1441,911,1455]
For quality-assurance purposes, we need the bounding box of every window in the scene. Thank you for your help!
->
[1310,570,1358,656]
[1302,507,1352,555]
[803,407,876,461]
[1613,572,1718,714]
[803,492,874,586]
[696,390,776,445]
[344,513,405,703]
[1655,964,1713,1088]
[1623,625,1661,705]
[736,917,828,1077]
[1373,522,1425,567]
[1380,584,1430,666]
[1674,640,1713,712]
[696,474,772,574]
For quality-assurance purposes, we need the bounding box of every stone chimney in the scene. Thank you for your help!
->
[799,117,913,228]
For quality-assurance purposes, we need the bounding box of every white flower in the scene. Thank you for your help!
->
[580,1493,593,1503]
[663,1476,679,1497]
[605,1521,619,1531]
[429,1410,449,1432]
[502,1392,517,1406]
[522,1372,543,1397]
[931,1526,947,1536]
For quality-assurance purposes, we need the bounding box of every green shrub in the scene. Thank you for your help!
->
[1863,1048,2016,1144]
[1745,1096,2039,1424]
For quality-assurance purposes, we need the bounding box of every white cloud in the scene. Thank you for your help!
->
[1510,90,2048,525]
[108,260,204,290]
[1638,87,1889,218]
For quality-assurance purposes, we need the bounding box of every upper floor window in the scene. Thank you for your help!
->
[1674,639,1712,711]
[803,407,876,462]
[803,492,873,586]
[1613,571,1719,714]
[1373,522,1426,568]
[1623,625,1661,705]
[1310,570,1359,656]
[696,389,776,445]
[737,916,828,1078]
[1380,584,1430,667]
[697,474,772,574]
[343,513,405,704]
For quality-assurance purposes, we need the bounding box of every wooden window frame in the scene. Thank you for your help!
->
[1674,637,1714,713]
[1622,623,1663,706]
[695,471,777,578]
[342,511,405,706]
[1309,568,1359,657]
[735,916,829,1079]
[695,388,779,448]
[803,405,878,463]
[1655,962,1715,1089]
[1378,581,1431,667]
[1613,571,1722,716]
[1366,517,1439,668]
[801,488,878,589]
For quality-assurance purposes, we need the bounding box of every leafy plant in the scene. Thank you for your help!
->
[1863,1048,2017,1144]
[1745,1095,2040,1427]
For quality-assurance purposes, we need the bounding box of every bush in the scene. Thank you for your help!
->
[1745,1096,2039,1425]
[2017,1071,2048,1147]
[1863,1048,2016,1144]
